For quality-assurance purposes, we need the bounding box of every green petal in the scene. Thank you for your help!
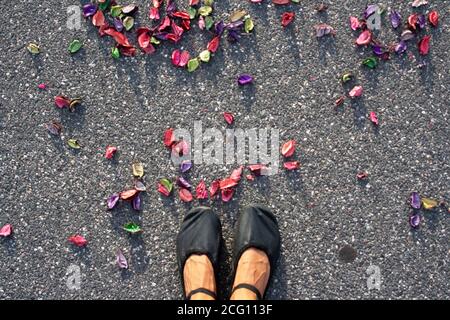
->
[187,58,200,72]
[27,43,40,54]
[198,6,212,16]
[187,7,197,19]
[205,16,214,30]
[123,222,142,234]
[123,16,134,31]
[244,17,254,33]
[160,179,173,193]
[111,47,120,59]
[341,72,353,83]
[110,5,122,17]
[69,40,83,54]
[67,139,81,149]
[199,50,211,63]
[99,0,111,11]
[362,57,378,69]
[204,0,214,6]
[150,37,160,45]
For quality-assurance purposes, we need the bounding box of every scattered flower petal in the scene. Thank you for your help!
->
[0,224,12,237]
[369,112,379,126]
[195,180,208,199]
[67,139,81,149]
[68,235,87,247]
[116,250,128,269]
[177,177,192,189]
[281,140,296,157]
[132,162,144,178]
[179,188,193,202]
[237,74,253,85]
[107,193,120,210]
[349,86,363,98]
[281,12,295,27]
[123,222,142,234]
[105,146,117,159]
[284,161,300,170]
[409,213,421,228]
[422,197,438,210]
[418,35,431,55]
[223,112,234,125]
[120,189,138,201]
[410,192,421,209]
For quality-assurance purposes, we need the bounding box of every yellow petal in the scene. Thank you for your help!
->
[132,162,144,178]
[421,198,438,210]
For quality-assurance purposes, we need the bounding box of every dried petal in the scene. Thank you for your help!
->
[132,162,144,178]
[335,96,345,107]
[356,171,368,180]
[356,30,372,46]
[281,12,295,27]
[27,43,40,54]
[179,188,193,202]
[134,179,147,191]
[105,145,117,159]
[177,177,192,189]
[418,35,431,56]
[230,10,247,22]
[120,189,138,201]
[0,224,12,237]
[223,112,234,125]
[315,24,335,37]
[45,120,62,135]
[349,86,363,98]
[284,161,300,170]
[209,180,220,197]
[123,222,142,234]
[237,74,253,85]
[428,11,439,28]
[107,193,120,210]
[116,250,128,269]
[195,180,208,199]
[369,112,379,125]
[410,192,421,209]
[390,10,401,29]
[68,235,87,247]
[221,188,235,202]
[180,160,192,173]
[422,197,438,210]
[281,140,296,157]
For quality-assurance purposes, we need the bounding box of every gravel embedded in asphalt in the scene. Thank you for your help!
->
[0,0,449,299]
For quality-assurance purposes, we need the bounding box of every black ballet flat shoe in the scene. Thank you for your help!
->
[176,206,222,300]
[230,204,281,300]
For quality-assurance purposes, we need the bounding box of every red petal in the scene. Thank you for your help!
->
[189,0,199,5]
[281,12,295,27]
[246,174,255,181]
[221,188,235,202]
[172,11,190,20]
[54,96,70,109]
[219,178,238,190]
[195,180,208,199]
[181,19,191,31]
[171,50,181,66]
[138,32,151,49]
[179,51,190,67]
[0,224,12,237]
[230,166,244,182]
[92,10,105,27]
[356,172,369,180]
[103,28,131,46]
[418,35,431,55]
[369,111,379,126]
[163,128,176,147]
[120,189,138,200]
[68,235,87,247]
[223,112,234,125]
[158,17,171,32]
[179,188,193,202]
[157,183,171,197]
[105,145,117,159]
[248,164,266,176]
[209,180,220,197]
[428,11,439,27]
[119,45,137,57]
[171,21,184,37]
[281,140,296,157]
[207,36,220,53]
[408,14,418,30]
[272,0,290,4]
[149,7,160,20]
[283,161,300,170]
[355,30,372,46]
[172,140,189,157]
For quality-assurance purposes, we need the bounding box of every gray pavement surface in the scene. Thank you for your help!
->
[0,0,449,299]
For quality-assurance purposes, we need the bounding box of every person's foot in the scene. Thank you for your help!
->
[230,248,270,300]
[184,254,216,300]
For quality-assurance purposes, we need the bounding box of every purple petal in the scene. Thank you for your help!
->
[418,14,426,29]
[154,32,169,41]
[410,192,421,209]
[409,213,421,228]
[107,193,120,210]
[116,250,128,269]
[226,21,244,31]
[132,193,141,211]
[364,4,378,19]
[166,0,176,14]
[395,41,407,54]
[83,4,98,17]
[227,30,241,42]
[372,45,385,57]
[215,21,225,36]
[134,180,146,191]
[238,74,253,85]
[113,18,124,32]
[180,160,192,173]
[390,10,401,29]
[176,176,191,189]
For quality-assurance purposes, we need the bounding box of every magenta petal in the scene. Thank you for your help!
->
[176,176,192,189]
[116,250,128,269]
[107,193,120,210]
[0,224,12,237]
[237,74,253,85]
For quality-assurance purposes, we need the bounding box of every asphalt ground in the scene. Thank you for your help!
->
[0,0,449,299]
